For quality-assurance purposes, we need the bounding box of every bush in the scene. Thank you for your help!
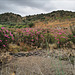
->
[70,25,75,35]
[12,28,72,48]
[52,29,69,47]
[68,34,75,43]
[15,28,45,47]
[69,25,75,43]
[22,25,29,28]
[0,25,3,28]
[28,23,34,27]
[0,27,14,48]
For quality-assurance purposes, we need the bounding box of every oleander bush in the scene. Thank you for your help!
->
[52,29,69,47]
[69,25,75,43]
[13,28,69,48]
[0,26,74,49]
[0,27,14,48]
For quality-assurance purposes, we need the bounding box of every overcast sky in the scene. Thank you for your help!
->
[0,0,75,16]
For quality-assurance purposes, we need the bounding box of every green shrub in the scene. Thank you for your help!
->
[0,27,14,48]
[28,23,34,27]
[69,25,75,43]
[0,25,3,28]
[70,25,75,35]
[68,34,75,43]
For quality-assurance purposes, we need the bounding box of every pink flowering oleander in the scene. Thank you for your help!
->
[14,27,70,48]
[1,27,5,29]
[0,40,2,42]
[0,27,14,48]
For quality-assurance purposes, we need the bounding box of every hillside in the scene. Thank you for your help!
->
[25,10,75,21]
[0,12,22,25]
[0,10,75,27]
[24,10,75,28]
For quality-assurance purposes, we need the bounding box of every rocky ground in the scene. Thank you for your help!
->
[0,48,75,75]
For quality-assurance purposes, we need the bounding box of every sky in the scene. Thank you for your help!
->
[0,0,75,16]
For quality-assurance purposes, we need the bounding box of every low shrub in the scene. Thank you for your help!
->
[68,34,75,43]
[51,29,69,47]
[0,27,14,48]
[69,25,75,43]
[28,23,34,27]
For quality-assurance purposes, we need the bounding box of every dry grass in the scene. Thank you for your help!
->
[34,18,75,28]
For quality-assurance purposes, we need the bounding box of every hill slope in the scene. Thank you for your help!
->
[0,10,75,27]
[0,12,22,25]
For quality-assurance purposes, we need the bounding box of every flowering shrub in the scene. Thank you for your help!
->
[51,29,69,47]
[0,25,74,50]
[14,28,45,47]
[69,25,75,43]
[0,27,14,48]
[68,34,75,43]
[6,27,72,49]
[13,28,69,48]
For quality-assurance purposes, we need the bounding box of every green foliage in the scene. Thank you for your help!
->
[28,22,34,27]
[0,27,14,48]
[56,17,61,20]
[69,25,75,43]
[70,25,75,35]
[50,34,56,44]
[68,34,75,43]
[0,25,3,28]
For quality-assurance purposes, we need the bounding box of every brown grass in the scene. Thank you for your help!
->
[34,18,75,28]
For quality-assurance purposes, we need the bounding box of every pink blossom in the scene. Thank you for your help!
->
[59,33,62,35]
[12,37,14,40]
[41,34,44,37]
[63,37,65,38]
[55,38,56,39]
[0,40,2,42]
[73,36,75,37]
[57,41,60,44]
[6,30,8,33]
[36,37,38,40]
[5,40,7,41]
[4,34,9,37]
[57,39,59,40]
[31,39,34,41]
[3,31,5,33]
[3,45,6,47]
[1,27,4,29]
